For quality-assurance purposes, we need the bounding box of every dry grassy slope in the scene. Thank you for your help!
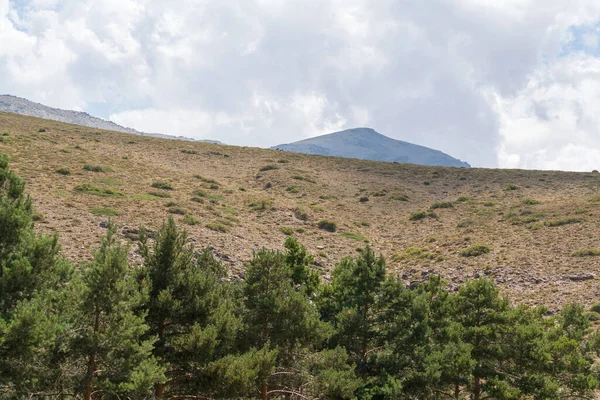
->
[2,111,600,309]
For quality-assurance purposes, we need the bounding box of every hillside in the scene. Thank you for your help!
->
[2,111,600,309]
[273,127,470,167]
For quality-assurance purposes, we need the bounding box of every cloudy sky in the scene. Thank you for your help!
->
[2,0,600,170]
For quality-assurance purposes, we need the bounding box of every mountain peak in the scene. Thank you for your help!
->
[273,128,470,168]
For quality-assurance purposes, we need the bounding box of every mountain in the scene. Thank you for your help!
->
[0,94,222,144]
[272,127,470,167]
[0,94,141,134]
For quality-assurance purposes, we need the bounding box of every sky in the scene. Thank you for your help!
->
[2,0,600,170]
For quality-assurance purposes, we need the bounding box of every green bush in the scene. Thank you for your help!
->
[317,220,336,232]
[460,244,490,257]
[182,214,200,225]
[286,186,299,193]
[152,181,174,190]
[259,164,279,172]
[83,164,111,173]
[56,167,71,175]
[340,232,367,242]
[390,195,409,201]
[206,221,229,232]
[147,191,171,198]
[409,212,427,221]
[590,303,600,314]
[74,184,123,197]
[359,196,369,203]
[505,184,518,191]
[292,175,316,183]
[294,207,309,221]
[571,249,600,257]
[409,211,437,221]
[456,196,472,202]
[181,149,198,155]
[248,199,273,211]
[430,201,454,210]
[281,227,294,236]
[194,175,220,185]
[168,207,186,215]
[544,217,583,227]
[522,199,541,205]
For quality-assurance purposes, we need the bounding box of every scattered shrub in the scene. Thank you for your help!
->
[259,164,279,172]
[83,164,111,173]
[390,195,409,201]
[456,196,472,202]
[183,214,200,225]
[340,232,367,242]
[194,175,219,185]
[292,175,316,183]
[571,249,600,257]
[286,186,299,193]
[319,195,339,200]
[152,181,174,190]
[409,211,437,221]
[281,227,294,236]
[147,191,171,198]
[393,247,443,262]
[56,167,71,175]
[317,220,337,232]
[206,221,229,232]
[131,193,163,200]
[38,128,47,132]
[430,201,454,210]
[74,184,123,198]
[181,149,198,155]
[168,207,186,215]
[483,201,495,207]
[505,184,518,191]
[190,197,205,203]
[590,303,600,314]
[248,199,273,211]
[294,207,309,221]
[522,199,540,205]
[359,196,369,203]
[460,244,490,257]
[544,217,583,227]
[277,159,290,164]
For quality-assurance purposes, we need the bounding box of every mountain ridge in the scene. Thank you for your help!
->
[0,94,222,144]
[273,127,470,168]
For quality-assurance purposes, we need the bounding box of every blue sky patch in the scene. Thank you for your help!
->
[561,21,600,57]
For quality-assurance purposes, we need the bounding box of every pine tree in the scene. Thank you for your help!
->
[70,224,163,399]
[243,248,327,399]
[319,246,386,375]
[138,217,242,398]
[0,154,74,396]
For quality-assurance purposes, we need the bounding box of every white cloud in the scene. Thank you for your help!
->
[495,54,600,171]
[2,0,600,169]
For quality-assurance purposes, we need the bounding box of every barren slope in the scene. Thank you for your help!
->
[2,111,600,309]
